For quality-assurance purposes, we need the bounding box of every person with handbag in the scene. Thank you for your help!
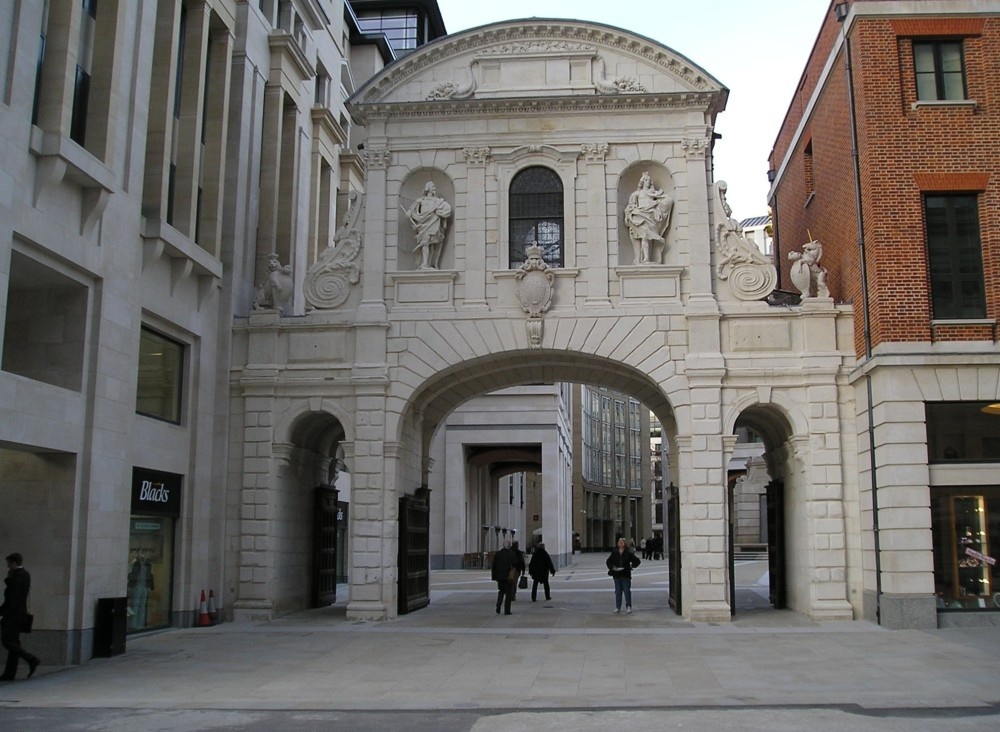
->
[0,552,40,681]
[510,541,526,601]
[606,538,642,614]
[527,542,556,602]
[490,541,517,615]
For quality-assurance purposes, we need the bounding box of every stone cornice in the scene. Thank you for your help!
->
[352,91,720,122]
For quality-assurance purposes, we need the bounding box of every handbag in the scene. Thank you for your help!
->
[518,575,528,589]
[21,613,33,634]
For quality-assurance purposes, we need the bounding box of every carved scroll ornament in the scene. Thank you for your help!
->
[304,191,363,310]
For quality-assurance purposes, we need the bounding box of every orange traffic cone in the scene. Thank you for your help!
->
[207,589,218,623]
[197,589,211,626]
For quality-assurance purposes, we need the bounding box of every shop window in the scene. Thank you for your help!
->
[925,194,985,320]
[128,468,180,632]
[136,327,184,424]
[509,166,564,269]
[926,402,1000,462]
[932,489,999,611]
[914,40,966,101]
[2,250,87,391]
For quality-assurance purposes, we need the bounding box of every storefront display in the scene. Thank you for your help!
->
[128,468,181,632]
[933,489,999,610]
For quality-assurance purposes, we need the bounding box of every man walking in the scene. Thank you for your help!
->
[1,552,40,681]
[490,541,516,615]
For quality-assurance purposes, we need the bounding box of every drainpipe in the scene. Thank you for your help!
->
[837,2,881,624]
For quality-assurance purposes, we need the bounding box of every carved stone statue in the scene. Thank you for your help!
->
[624,171,673,264]
[788,239,830,299]
[254,253,294,313]
[405,181,452,270]
[304,190,363,310]
[714,181,777,300]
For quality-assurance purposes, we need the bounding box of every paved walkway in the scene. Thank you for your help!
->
[1,553,999,720]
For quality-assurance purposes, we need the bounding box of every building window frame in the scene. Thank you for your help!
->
[924,193,985,321]
[913,40,967,102]
[508,166,564,269]
[136,326,185,425]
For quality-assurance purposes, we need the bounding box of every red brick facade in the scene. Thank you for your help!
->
[769,1,1000,358]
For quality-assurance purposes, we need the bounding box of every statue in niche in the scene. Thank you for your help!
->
[253,253,294,313]
[714,181,777,300]
[788,239,829,299]
[624,171,673,264]
[404,181,452,270]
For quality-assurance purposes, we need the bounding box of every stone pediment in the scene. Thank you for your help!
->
[350,19,727,115]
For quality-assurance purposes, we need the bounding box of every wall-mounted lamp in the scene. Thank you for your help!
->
[834,2,849,22]
[766,169,777,183]
[981,403,1000,416]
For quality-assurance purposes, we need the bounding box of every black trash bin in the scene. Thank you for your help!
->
[93,597,127,657]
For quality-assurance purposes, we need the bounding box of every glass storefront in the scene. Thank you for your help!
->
[127,516,175,631]
[932,487,1000,611]
[128,467,181,632]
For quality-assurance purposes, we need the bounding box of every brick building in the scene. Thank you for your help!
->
[769,0,1000,628]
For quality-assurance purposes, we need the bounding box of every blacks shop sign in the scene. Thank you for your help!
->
[131,467,182,517]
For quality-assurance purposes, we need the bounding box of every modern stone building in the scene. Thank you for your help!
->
[769,0,1000,628]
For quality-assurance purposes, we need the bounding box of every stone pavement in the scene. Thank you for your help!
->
[1,553,998,730]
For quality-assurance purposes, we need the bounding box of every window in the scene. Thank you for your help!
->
[926,402,1000,463]
[356,10,420,54]
[509,166,564,268]
[914,41,966,101]
[925,195,985,320]
[136,327,184,423]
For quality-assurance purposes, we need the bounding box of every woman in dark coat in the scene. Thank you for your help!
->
[527,543,556,602]
[606,538,641,614]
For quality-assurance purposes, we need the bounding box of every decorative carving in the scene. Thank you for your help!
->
[477,41,598,56]
[581,142,609,161]
[463,146,491,165]
[363,148,391,168]
[304,191,363,310]
[594,56,647,94]
[515,244,555,348]
[788,239,830,299]
[682,137,709,158]
[624,171,673,265]
[714,181,777,300]
[254,253,294,313]
[404,181,452,270]
[426,65,477,100]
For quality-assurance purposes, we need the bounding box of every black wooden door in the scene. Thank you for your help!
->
[312,485,339,607]
[766,479,786,608]
[667,483,681,615]
[397,488,430,615]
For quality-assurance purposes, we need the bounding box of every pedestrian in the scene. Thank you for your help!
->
[509,541,526,600]
[490,541,516,615]
[1,552,40,681]
[527,542,556,601]
[606,537,641,614]
[640,537,648,560]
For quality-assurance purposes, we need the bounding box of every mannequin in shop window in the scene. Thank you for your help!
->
[127,550,154,630]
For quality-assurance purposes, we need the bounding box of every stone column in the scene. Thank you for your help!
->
[582,142,611,304]
[462,146,490,308]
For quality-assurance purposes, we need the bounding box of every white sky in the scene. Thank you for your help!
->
[434,0,830,218]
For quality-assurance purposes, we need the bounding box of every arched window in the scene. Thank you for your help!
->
[509,166,563,268]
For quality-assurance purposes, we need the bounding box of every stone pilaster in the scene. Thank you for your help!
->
[462,146,490,308]
[581,142,611,304]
